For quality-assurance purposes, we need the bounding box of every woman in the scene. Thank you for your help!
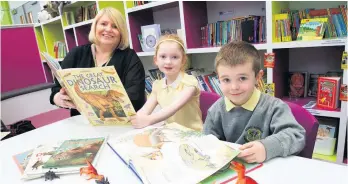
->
[50,7,146,117]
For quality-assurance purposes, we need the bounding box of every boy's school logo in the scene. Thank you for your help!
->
[244,127,262,142]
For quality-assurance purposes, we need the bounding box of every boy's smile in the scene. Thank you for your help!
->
[217,62,260,106]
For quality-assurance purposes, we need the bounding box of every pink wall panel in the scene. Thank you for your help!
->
[1,26,46,93]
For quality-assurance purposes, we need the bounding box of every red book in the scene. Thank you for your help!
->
[317,77,340,110]
[340,84,347,101]
[264,53,275,68]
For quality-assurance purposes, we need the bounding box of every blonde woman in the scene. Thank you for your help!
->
[50,7,145,116]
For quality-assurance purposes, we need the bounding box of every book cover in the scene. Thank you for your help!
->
[58,66,136,126]
[297,18,328,41]
[288,72,308,98]
[317,77,340,110]
[199,158,262,184]
[43,137,105,169]
[342,51,347,70]
[264,53,275,68]
[308,74,325,97]
[340,84,347,101]
[23,142,62,177]
[264,83,275,96]
[12,149,34,175]
[108,123,241,184]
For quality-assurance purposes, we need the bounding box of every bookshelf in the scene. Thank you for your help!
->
[21,0,347,165]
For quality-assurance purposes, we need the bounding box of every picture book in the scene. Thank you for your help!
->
[340,84,347,101]
[342,51,347,70]
[288,72,308,98]
[264,53,275,68]
[199,158,262,184]
[43,137,105,169]
[317,77,340,110]
[308,73,325,97]
[107,123,241,184]
[297,18,328,41]
[18,137,106,180]
[12,149,34,175]
[41,52,136,126]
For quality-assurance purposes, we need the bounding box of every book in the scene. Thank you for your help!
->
[12,149,34,175]
[288,72,308,98]
[297,18,328,41]
[41,52,136,126]
[342,51,347,70]
[340,84,347,101]
[107,123,241,184]
[264,53,275,68]
[20,137,106,180]
[317,77,340,110]
[199,158,262,184]
[308,73,325,97]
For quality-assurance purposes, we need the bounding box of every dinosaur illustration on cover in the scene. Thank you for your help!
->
[230,161,258,184]
[74,80,125,121]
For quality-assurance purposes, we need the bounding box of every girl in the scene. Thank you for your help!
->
[131,34,203,131]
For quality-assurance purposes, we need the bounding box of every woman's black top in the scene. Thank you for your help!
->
[49,44,146,117]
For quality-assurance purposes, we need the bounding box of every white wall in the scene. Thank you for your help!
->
[1,89,58,125]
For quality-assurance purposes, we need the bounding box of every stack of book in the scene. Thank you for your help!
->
[13,137,107,180]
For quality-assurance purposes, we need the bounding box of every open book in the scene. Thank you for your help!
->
[107,123,241,184]
[14,137,107,180]
[41,52,136,126]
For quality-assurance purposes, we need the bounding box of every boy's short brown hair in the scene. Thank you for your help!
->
[215,41,261,76]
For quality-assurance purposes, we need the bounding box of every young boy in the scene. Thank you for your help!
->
[203,41,306,163]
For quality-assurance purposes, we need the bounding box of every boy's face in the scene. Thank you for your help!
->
[217,62,261,106]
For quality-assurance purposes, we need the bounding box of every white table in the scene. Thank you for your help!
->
[0,115,347,184]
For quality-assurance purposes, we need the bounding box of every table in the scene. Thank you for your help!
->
[1,115,347,184]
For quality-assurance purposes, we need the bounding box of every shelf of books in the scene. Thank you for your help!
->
[24,0,347,165]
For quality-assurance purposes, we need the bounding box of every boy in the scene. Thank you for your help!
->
[203,41,306,163]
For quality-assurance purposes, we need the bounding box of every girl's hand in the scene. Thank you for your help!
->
[53,88,76,109]
[130,114,153,129]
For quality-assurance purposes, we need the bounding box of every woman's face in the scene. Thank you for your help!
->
[95,14,121,47]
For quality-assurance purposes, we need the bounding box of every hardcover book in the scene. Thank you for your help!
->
[297,18,328,41]
[107,123,241,184]
[42,52,136,126]
[317,77,340,110]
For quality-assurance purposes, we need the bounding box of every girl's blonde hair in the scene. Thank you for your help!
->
[88,7,129,50]
[154,34,187,71]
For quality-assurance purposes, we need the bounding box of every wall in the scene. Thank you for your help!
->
[1,25,47,93]
[0,1,13,25]
[1,89,58,125]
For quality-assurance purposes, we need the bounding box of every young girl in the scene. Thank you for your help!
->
[130,34,203,131]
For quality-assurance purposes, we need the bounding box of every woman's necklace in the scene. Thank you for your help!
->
[92,44,114,67]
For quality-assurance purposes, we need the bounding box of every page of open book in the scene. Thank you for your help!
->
[108,123,240,184]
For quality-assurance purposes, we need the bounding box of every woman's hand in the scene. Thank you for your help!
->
[130,114,153,129]
[53,88,76,109]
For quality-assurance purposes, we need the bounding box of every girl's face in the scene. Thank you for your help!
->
[154,41,185,78]
[95,14,121,46]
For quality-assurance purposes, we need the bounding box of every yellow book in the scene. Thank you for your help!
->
[297,18,328,41]
[42,52,135,126]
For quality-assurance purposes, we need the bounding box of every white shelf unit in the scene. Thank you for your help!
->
[28,0,347,165]
[127,0,347,165]
[126,1,177,13]
[64,19,94,30]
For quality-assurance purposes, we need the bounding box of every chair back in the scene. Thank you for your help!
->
[200,91,221,122]
[285,101,319,159]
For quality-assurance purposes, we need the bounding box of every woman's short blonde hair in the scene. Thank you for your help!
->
[88,7,129,50]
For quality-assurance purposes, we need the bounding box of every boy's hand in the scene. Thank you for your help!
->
[130,114,153,129]
[237,141,266,163]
